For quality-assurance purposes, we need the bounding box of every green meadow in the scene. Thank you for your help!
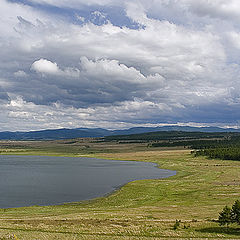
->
[0,140,240,239]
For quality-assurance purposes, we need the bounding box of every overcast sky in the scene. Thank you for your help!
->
[1,0,240,131]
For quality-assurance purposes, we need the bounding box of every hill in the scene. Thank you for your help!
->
[0,126,239,140]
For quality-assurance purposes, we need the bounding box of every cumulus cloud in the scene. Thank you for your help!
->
[31,59,60,75]
[25,56,166,107]
[1,0,240,130]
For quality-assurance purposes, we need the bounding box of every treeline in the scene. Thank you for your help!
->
[150,139,227,148]
[105,131,231,142]
[191,136,240,161]
[150,134,240,161]
[193,147,240,161]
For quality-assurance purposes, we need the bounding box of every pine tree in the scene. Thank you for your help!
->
[231,200,240,224]
[218,206,232,227]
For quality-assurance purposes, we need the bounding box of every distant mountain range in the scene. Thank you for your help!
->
[0,126,240,140]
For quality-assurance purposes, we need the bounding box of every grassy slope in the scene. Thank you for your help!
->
[0,141,240,239]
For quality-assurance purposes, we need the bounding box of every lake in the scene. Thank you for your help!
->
[0,155,176,208]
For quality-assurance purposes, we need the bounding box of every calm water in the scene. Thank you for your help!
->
[0,155,176,208]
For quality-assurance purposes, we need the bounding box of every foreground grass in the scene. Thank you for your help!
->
[0,141,240,239]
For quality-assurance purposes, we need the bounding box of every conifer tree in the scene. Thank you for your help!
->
[218,206,232,227]
[231,200,240,224]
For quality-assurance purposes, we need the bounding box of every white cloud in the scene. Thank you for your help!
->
[1,0,240,130]
[227,31,240,49]
[80,57,147,83]
[21,0,240,24]
[187,0,240,21]
[14,70,28,78]
[31,59,60,75]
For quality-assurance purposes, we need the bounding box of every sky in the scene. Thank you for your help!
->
[1,0,240,131]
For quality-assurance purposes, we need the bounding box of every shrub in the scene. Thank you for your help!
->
[173,219,181,230]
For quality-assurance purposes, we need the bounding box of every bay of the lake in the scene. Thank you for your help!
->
[0,155,176,208]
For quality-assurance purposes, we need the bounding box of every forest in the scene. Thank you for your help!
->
[105,131,240,161]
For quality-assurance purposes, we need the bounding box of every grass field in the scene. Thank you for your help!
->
[0,140,240,239]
